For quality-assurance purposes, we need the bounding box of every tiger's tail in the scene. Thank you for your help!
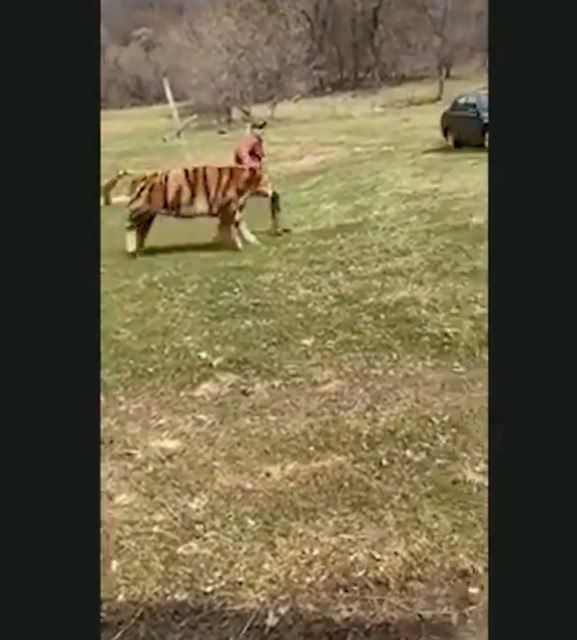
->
[101,169,134,206]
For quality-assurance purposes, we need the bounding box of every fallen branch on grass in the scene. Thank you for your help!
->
[162,114,199,143]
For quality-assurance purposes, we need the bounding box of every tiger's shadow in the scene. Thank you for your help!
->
[139,241,223,256]
[137,232,288,257]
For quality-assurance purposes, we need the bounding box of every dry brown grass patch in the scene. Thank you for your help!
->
[102,358,486,624]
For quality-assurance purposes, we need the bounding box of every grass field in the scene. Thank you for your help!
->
[101,74,488,639]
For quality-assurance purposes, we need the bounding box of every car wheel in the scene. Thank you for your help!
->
[483,130,489,149]
[446,130,461,149]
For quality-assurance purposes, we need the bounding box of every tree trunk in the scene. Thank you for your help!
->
[268,99,278,120]
[351,42,360,88]
[435,66,445,102]
[334,45,346,89]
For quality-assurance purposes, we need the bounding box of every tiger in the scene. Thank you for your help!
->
[124,165,288,257]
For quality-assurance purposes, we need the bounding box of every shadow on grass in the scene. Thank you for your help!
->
[140,241,223,256]
[138,232,290,257]
[422,145,487,156]
[101,599,473,640]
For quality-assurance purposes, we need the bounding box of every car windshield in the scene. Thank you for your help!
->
[478,94,488,111]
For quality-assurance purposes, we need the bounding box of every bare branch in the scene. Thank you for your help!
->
[162,114,198,142]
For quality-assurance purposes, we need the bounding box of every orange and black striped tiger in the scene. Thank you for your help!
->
[124,165,288,256]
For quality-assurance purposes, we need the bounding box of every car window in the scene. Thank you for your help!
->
[451,98,473,113]
[451,95,479,114]
[450,98,460,110]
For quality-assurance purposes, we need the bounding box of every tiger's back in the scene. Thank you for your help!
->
[128,166,263,219]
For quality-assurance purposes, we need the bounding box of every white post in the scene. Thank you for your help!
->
[162,75,180,126]
[162,75,192,163]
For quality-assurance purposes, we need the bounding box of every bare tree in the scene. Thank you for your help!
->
[365,0,390,83]
[415,0,454,101]
[100,0,487,110]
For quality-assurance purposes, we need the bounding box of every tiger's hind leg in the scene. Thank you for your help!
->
[126,211,156,257]
[136,215,156,252]
[126,228,138,257]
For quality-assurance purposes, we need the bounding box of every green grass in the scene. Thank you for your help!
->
[101,74,487,638]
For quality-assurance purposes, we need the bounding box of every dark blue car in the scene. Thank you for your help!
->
[441,91,489,149]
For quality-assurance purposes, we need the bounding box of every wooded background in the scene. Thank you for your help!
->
[101,0,488,115]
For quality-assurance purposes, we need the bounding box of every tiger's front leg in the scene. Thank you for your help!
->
[233,201,260,246]
[237,219,261,245]
[215,221,242,250]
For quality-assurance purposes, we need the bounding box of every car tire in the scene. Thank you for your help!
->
[483,129,489,149]
[446,130,461,149]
